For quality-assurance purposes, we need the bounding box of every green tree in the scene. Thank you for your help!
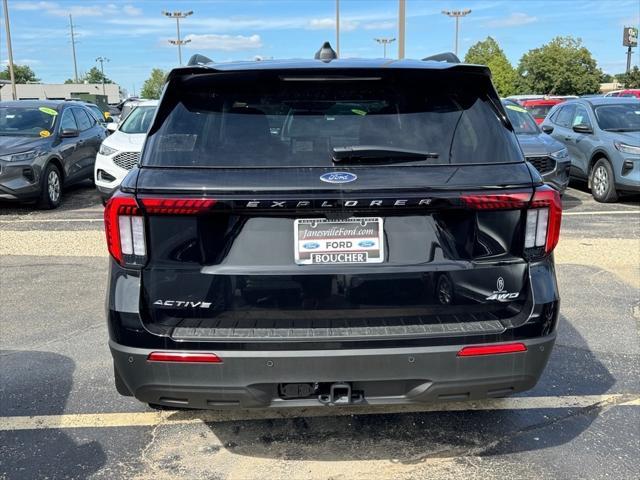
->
[0,64,39,83]
[64,67,113,84]
[140,69,167,99]
[618,66,640,88]
[517,36,601,95]
[464,37,519,96]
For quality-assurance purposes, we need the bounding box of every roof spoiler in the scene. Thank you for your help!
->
[422,52,460,63]
[187,54,214,66]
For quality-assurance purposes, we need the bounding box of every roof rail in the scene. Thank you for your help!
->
[187,54,213,66]
[422,52,460,63]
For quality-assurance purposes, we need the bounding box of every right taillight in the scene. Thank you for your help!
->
[104,191,146,267]
[525,185,562,256]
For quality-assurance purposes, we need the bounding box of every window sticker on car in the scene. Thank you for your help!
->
[39,130,51,138]
[158,134,198,152]
[506,105,527,113]
[39,107,58,116]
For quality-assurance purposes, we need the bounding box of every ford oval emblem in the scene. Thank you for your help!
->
[358,240,375,248]
[303,242,320,250]
[320,172,357,184]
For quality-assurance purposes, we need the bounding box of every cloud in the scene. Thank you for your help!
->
[123,4,142,16]
[307,18,359,32]
[485,12,538,28]
[183,34,262,51]
[362,21,396,31]
[12,1,127,17]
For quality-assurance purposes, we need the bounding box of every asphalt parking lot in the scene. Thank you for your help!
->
[0,183,638,480]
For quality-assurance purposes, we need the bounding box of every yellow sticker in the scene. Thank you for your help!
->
[39,130,51,138]
[506,105,528,113]
[351,109,367,116]
[39,107,58,116]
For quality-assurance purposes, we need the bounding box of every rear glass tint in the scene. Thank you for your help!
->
[143,70,522,167]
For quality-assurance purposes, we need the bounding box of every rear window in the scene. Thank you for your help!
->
[143,70,522,167]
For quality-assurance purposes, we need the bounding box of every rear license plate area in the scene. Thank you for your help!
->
[294,217,384,265]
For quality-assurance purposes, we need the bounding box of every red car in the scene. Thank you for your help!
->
[605,89,640,98]
[520,98,566,124]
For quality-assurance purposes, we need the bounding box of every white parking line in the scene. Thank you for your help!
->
[0,218,103,223]
[1,394,637,431]
[563,210,640,216]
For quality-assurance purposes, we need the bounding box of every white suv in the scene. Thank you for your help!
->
[94,100,158,201]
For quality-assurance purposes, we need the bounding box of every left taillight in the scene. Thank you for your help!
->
[104,191,146,267]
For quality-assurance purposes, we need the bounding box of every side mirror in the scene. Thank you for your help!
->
[60,128,79,138]
[106,123,117,133]
[541,125,554,134]
[573,124,592,134]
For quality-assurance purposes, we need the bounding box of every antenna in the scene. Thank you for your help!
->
[314,41,338,62]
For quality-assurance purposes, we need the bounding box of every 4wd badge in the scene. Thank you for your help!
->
[486,276,519,301]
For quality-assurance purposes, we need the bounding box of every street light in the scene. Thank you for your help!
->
[441,9,471,57]
[162,10,193,66]
[95,56,109,95]
[374,37,396,59]
[2,0,17,99]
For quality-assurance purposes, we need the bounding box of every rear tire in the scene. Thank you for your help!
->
[37,163,62,209]
[590,158,618,203]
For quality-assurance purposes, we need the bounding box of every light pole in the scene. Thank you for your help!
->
[2,0,17,99]
[95,56,109,95]
[398,0,405,59]
[163,10,193,66]
[69,14,79,83]
[441,9,472,57]
[335,0,340,58]
[375,37,396,59]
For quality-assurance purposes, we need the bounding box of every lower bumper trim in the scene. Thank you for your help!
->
[110,334,555,409]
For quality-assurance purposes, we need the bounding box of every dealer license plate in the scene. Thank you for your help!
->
[294,217,384,265]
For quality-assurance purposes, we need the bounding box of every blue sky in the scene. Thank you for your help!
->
[1,0,639,95]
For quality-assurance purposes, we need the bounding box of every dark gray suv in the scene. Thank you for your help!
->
[0,100,106,208]
[503,100,570,193]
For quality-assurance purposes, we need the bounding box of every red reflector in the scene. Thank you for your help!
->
[104,191,140,265]
[460,192,531,210]
[457,343,527,357]
[140,198,217,215]
[147,352,223,363]
[530,186,562,253]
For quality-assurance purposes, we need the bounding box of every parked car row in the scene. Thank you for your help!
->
[0,100,108,208]
[504,95,639,202]
[0,99,157,209]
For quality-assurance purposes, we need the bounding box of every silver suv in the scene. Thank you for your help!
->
[541,97,640,202]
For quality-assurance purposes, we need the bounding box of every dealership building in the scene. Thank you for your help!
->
[0,83,120,104]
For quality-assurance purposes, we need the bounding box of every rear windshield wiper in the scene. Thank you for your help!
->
[331,145,440,164]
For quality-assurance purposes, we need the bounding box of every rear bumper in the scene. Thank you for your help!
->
[110,333,555,409]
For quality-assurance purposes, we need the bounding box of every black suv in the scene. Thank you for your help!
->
[105,49,562,409]
[0,100,107,208]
